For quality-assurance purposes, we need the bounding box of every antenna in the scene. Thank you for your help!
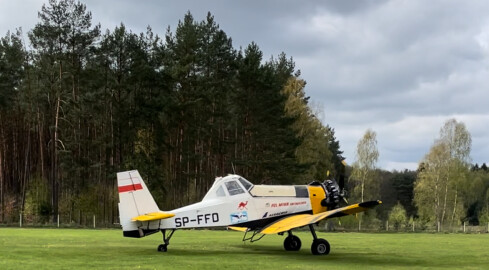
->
[231,162,236,174]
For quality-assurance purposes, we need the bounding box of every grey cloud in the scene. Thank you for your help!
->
[0,0,487,170]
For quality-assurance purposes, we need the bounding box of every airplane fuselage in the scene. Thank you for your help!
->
[135,174,328,232]
[170,193,312,229]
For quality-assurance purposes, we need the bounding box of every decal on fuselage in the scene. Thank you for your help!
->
[175,213,219,228]
[270,201,307,208]
[269,211,287,217]
[238,201,248,210]
[262,211,287,218]
[230,211,248,224]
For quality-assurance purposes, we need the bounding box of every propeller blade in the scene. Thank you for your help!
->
[339,173,345,192]
[339,160,346,191]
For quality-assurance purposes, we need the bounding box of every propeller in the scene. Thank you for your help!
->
[320,163,348,208]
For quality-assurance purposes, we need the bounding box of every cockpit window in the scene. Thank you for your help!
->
[238,177,253,191]
[216,185,226,197]
[225,181,245,196]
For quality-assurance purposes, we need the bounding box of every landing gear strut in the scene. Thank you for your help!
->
[309,224,330,255]
[283,231,302,251]
[157,229,175,252]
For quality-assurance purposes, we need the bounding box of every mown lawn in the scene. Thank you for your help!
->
[0,228,488,269]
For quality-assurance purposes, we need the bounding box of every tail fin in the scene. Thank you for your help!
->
[117,170,160,237]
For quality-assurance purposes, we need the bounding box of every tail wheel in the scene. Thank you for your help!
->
[157,244,167,252]
[283,235,302,251]
[311,239,330,255]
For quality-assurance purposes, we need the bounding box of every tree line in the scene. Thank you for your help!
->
[1,0,487,230]
[0,0,342,225]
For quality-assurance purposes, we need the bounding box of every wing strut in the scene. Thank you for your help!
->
[243,229,266,243]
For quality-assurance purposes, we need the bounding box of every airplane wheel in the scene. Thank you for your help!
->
[284,235,302,251]
[311,239,330,255]
[157,244,168,252]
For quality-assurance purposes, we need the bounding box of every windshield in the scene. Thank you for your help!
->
[238,177,253,191]
[225,181,245,196]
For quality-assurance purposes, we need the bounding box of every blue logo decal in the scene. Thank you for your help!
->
[230,211,248,224]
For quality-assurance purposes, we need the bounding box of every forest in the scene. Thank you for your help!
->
[0,0,488,230]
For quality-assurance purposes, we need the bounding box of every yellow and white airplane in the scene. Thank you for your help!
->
[118,170,381,255]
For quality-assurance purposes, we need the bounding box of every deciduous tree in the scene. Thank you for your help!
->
[414,119,471,228]
[351,129,379,202]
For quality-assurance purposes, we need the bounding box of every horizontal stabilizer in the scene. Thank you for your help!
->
[228,226,249,232]
[132,212,175,222]
[260,200,382,235]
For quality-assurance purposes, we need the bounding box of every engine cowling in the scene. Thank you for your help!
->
[320,180,341,209]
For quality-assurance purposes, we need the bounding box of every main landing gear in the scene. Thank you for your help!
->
[308,224,330,255]
[282,225,330,255]
[283,231,302,251]
[157,229,175,252]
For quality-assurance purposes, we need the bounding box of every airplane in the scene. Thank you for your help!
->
[118,170,381,255]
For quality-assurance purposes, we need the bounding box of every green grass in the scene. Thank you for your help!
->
[0,228,488,269]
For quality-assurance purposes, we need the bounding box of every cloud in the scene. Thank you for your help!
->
[0,0,487,170]
[0,0,41,36]
[275,1,489,170]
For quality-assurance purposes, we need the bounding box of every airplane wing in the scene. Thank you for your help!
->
[259,200,381,235]
[131,212,175,222]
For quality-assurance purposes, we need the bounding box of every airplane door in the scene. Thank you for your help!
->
[224,179,255,225]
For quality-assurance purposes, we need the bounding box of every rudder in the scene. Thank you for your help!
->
[117,170,160,237]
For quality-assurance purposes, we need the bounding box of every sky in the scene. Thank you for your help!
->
[1,0,488,171]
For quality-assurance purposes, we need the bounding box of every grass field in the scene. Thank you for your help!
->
[0,228,488,269]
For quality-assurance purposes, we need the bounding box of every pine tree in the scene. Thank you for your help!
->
[28,0,100,222]
[0,30,28,222]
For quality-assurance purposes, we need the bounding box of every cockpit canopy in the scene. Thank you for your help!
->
[202,175,309,201]
[202,175,253,201]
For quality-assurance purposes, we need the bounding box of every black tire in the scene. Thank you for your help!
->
[283,235,302,251]
[157,244,167,252]
[311,239,330,255]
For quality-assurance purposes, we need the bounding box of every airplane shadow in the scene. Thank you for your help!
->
[110,243,429,268]
[231,244,431,268]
